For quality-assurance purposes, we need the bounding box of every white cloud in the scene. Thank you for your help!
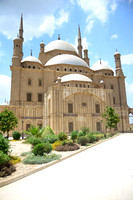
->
[0,75,11,104]
[77,0,118,33]
[78,0,117,23]
[111,33,118,40]
[110,1,117,13]
[85,20,95,33]
[126,82,133,95]
[0,0,69,41]
[121,54,133,65]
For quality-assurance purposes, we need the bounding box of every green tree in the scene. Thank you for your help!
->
[0,109,18,138]
[102,106,120,134]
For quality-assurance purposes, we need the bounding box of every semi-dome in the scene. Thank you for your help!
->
[45,40,77,53]
[45,54,89,68]
[91,60,112,71]
[21,56,42,64]
[60,74,92,83]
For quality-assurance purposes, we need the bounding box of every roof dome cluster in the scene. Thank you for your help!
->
[45,54,89,68]
[91,60,113,71]
[45,40,77,53]
[21,56,42,64]
[60,74,92,83]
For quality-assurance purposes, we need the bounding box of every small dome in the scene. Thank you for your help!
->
[21,56,42,64]
[13,36,21,41]
[45,40,77,53]
[114,51,120,56]
[91,60,112,71]
[45,54,89,68]
[60,74,92,83]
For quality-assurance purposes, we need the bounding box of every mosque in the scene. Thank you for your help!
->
[0,15,131,134]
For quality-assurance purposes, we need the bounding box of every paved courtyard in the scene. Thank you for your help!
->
[0,133,133,200]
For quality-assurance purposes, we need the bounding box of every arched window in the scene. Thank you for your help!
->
[80,69,82,72]
[64,68,67,71]
[113,97,115,104]
[70,68,72,71]
[111,85,114,89]
[96,122,101,131]
[68,103,73,113]
[33,66,35,69]
[95,104,100,113]
[26,124,31,131]
[68,122,73,132]
[28,79,31,85]
[39,79,42,86]
[28,65,31,68]
[75,69,77,72]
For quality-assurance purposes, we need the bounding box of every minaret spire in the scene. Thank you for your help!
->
[19,14,24,41]
[77,25,82,58]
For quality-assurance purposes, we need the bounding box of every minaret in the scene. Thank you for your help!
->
[114,50,124,77]
[19,14,24,42]
[77,25,82,58]
[12,15,24,66]
[83,49,90,67]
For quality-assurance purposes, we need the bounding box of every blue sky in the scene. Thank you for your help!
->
[0,0,133,118]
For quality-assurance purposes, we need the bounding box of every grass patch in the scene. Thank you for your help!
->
[22,153,61,164]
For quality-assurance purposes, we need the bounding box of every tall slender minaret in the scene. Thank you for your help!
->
[19,14,24,42]
[114,50,124,77]
[77,25,82,58]
[12,15,24,66]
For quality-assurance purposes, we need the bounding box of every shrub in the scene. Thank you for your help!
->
[81,127,89,136]
[58,132,68,141]
[56,143,80,151]
[77,136,89,146]
[0,151,10,166]
[12,131,21,140]
[78,131,84,138]
[52,141,62,150]
[87,134,97,143]
[23,153,61,164]
[43,134,58,144]
[71,131,78,142]
[0,151,16,177]
[27,136,43,146]
[0,134,10,154]
[33,143,53,156]
[42,126,54,137]
[62,139,73,146]
[105,133,111,137]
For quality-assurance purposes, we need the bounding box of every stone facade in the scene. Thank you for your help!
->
[0,16,131,134]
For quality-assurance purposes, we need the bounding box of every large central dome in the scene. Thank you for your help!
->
[45,40,77,53]
[45,54,89,68]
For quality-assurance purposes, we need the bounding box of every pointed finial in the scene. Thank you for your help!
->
[116,48,118,52]
[100,58,102,64]
[58,34,60,40]
[78,24,81,39]
[31,49,32,56]
[19,14,24,41]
